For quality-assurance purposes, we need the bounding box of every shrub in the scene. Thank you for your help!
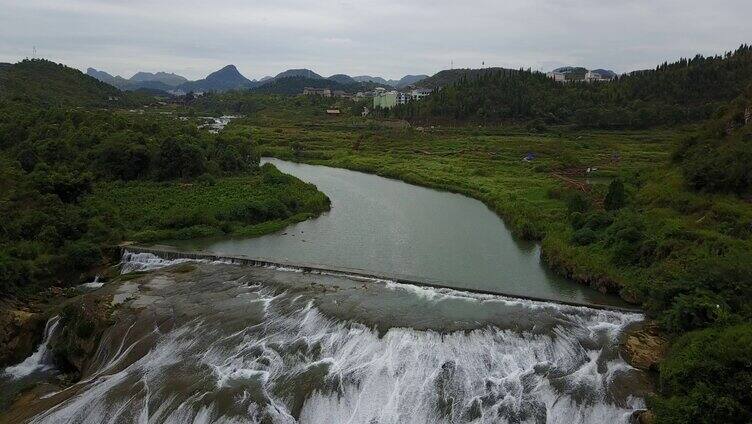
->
[571,228,598,246]
[651,324,752,424]
[566,191,590,213]
[604,178,627,210]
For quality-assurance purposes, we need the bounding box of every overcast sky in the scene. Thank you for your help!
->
[1,0,751,80]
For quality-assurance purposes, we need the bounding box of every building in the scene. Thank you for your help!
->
[302,87,331,97]
[546,71,566,82]
[395,88,433,105]
[326,109,341,115]
[373,90,398,109]
[584,70,610,82]
[410,88,433,101]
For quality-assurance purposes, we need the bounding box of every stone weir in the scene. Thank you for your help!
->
[121,245,643,313]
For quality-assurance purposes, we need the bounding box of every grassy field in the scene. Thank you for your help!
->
[84,164,330,244]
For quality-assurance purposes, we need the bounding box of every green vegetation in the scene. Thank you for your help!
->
[650,324,752,423]
[0,60,330,296]
[0,59,150,108]
[391,45,752,129]
[2,47,752,422]
[192,75,751,421]
[674,83,752,194]
[85,164,329,242]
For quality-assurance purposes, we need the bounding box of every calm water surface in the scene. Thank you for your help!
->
[172,158,626,307]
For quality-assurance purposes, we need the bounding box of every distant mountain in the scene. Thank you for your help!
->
[394,74,429,88]
[259,76,273,82]
[178,65,254,93]
[273,69,323,80]
[4,60,123,107]
[130,71,187,87]
[353,75,389,85]
[328,74,357,84]
[253,76,338,95]
[87,67,131,88]
[352,74,428,88]
[591,69,617,79]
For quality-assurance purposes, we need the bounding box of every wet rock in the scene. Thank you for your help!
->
[0,306,46,367]
[631,409,655,424]
[620,321,667,371]
[50,294,114,375]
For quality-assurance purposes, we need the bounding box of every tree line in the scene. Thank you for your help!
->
[390,45,752,129]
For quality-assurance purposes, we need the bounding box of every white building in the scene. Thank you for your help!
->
[546,71,566,82]
[410,88,433,101]
[585,71,608,82]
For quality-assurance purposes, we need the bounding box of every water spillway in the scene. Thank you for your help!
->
[2,256,651,423]
[120,247,640,313]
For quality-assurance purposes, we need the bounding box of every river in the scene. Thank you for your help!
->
[172,158,627,307]
[0,159,650,423]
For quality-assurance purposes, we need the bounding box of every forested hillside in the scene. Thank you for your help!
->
[0,60,150,107]
[674,83,752,194]
[0,62,329,297]
[393,45,752,129]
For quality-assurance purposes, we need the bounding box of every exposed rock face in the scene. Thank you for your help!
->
[50,294,113,375]
[621,321,667,371]
[0,306,45,367]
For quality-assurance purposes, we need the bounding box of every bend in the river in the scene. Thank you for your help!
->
[170,158,629,308]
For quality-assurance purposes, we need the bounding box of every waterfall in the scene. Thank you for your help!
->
[3,315,61,380]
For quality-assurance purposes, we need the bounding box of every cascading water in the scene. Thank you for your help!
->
[2,316,61,380]
[7,254,651,423]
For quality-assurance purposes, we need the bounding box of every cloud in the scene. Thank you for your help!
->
[1,0,750,80]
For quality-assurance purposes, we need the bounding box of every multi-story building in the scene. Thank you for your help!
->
[373,90,398,109]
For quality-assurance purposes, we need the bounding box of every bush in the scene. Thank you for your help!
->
[604,178,627,210]
[566,191,590,213]
[571,228,598,246]
[651,324,752,424]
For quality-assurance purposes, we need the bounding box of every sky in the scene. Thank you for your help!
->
[1,0,751,81]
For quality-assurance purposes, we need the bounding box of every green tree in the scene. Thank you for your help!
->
[604,178,626,210]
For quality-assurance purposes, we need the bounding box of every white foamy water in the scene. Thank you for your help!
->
[120,251,198,273]
[3,316,60,380]
[21,256,647,423]
[79,275,104,289]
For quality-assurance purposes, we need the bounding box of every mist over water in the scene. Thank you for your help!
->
[4,255,651,423]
